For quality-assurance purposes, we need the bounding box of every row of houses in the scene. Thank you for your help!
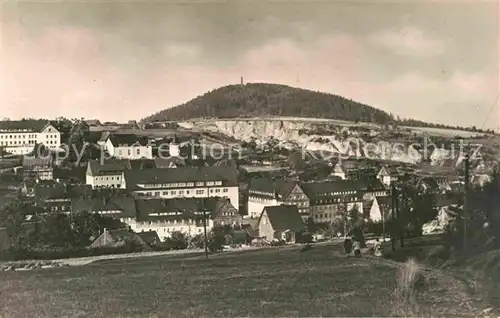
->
[29,179,242,238]
[247,177,388,222]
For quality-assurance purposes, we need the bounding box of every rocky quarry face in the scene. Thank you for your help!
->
[179,119,466,165]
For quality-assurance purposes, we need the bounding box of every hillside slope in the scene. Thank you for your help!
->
[143,83,394,124]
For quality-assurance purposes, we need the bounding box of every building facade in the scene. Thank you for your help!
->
[125,167,239,210]
[0,122,61,155]
[86,159,129,189]
[132,198,214,239]
[103,134,153,160]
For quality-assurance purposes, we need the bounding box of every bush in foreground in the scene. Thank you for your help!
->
[391,258,426,317]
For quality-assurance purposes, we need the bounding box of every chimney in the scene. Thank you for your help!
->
[240,76,244,86]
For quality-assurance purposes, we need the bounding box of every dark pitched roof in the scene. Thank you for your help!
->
[204,197,239,218]
[99,131,111,142]
[85,119,102,126]
[34,182,68,203]
[87,159,130,176]
[34,182,93,204]
[53,167,87,183]
[300,180,361,201]
[125,167,238,190]
[0,120,57,133]
[261,205,305,232]
[420,177,439,189]
[108,134,149,147]
[71,196,136,218]
[135,198,207,222]
[241,224,258,238]
[137,231,160,245]
[154,157,186,168]
[248,178,297,200]
[129,159,156,170]
[90,229,150,249]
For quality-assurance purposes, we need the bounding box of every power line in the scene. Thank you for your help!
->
[480,93,499,130]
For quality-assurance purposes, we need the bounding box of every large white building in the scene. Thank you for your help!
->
[0,121,61,155]
[102,134,153,160]
[85,159,129,189]
[132,198,215,239]
[125,167,240,210]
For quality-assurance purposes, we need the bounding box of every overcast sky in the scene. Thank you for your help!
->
[1,0,498,129]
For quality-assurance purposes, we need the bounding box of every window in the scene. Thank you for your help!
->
[128,149,131,156]
[179,190,184,195]
[196,190,204,195]
[215,189,220,193]
[171,191,176,195]
[136,148,140,155]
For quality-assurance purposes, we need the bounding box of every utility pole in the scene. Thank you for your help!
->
[391,184,396,252]
[202,197,209,260]
[463,153,470,255]
[397,189,404,248]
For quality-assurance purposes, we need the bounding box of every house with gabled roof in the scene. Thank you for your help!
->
[331,163,346,180]
[205,197,243,227]
[103,133,153,159]
[85,119,102,127]
[377,166,399,187]
[137,231,161,246]
[154,157,185,169]
[418,177,440,194]
[257,205,306,243]
[86,159,130,189]
[368,196,392,222]
[90,228,151,250]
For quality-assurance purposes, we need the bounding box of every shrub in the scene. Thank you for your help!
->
[164,232,189,250]
[391,258,425,316]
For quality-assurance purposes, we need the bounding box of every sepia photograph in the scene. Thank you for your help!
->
[1,0,499,317]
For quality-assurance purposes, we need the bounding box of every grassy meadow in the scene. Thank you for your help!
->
[0,243,486,318]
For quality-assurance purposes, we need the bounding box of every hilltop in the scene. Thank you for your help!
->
[142,83,395,124]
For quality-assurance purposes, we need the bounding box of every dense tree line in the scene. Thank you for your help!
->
[142,83,394,124]
[141,83,495,134]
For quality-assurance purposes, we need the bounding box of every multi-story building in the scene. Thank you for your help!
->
[0,121,61,155]
[133,198,214,239]
[301,181,363,224]
[247,177,385,222]
[86,159,130,189]
[247,178,309,219]
[102,134,153,160]
[125,167,239,209]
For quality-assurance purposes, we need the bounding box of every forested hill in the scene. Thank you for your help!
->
[142,83,395,124]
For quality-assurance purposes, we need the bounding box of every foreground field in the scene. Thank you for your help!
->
[0,244,486,317]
